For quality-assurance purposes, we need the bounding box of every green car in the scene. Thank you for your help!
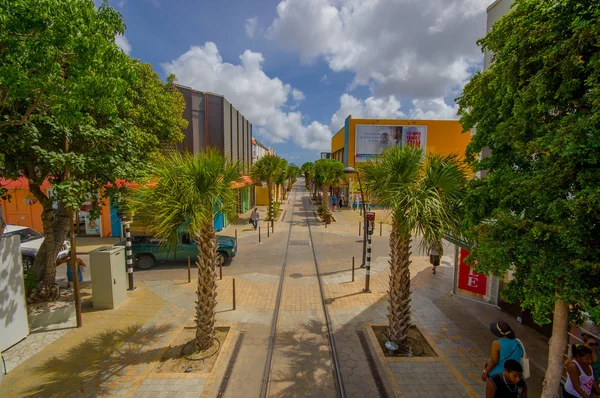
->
[116,233,237,270]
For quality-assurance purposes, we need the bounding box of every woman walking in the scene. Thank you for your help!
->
[482,321,524,381]
[564,345,600,398]
[566,333,600,387]
[429,242,442,274]
[486,359,527,398]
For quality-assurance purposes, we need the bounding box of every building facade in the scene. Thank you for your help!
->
[175,85,255,229]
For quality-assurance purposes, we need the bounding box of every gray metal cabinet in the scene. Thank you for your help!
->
[89,246,127,309]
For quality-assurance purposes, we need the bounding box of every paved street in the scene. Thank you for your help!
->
[0,184,548,398]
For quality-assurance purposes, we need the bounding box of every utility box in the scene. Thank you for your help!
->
[89,246,127,309]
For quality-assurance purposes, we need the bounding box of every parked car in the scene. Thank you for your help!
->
[116,232,237,270]
[1,225,71,272]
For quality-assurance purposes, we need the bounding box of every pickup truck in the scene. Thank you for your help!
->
[116,233,237,270]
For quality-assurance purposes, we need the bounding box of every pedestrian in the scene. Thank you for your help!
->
[340,192,345,208]
[429,241,442,274]
[566,334,600,387]
[331,195,338,212]
[486,359,527,398]
[58,254,86,288]
[564,344,600,398]
[482,321,524,381]
[250,207,259,230]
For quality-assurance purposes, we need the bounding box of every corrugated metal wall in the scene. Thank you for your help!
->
[223,99,231,159]
[207,94,224,153]
[231,107,238,162]
[176,86,194,154]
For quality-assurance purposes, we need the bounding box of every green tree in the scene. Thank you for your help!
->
[286,165,300,192]
[131,150,241,350]
[456,1,600,395]
[0,0,186,294]
[301,162,315,191]
[363,146,467,349]
[251,155,287,220]
[314,159,347,222]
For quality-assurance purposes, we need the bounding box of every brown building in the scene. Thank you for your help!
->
[175,85,254,225]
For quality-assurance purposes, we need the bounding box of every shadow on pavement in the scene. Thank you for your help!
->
[24,323,173,397]
[270,319,336,397]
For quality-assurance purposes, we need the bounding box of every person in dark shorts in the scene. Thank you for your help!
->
[486,359,527,398]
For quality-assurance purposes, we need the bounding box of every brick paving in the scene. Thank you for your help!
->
[0,182,549,398]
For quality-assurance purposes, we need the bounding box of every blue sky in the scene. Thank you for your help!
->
[111,0,492,165]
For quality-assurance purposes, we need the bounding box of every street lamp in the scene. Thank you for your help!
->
[343,166,371,293]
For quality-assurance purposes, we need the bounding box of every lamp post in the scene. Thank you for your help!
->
[343,167,370,292]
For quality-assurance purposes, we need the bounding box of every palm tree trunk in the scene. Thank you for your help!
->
[194,220,218,350]
[387,226,412,349]
[322,185,330,215]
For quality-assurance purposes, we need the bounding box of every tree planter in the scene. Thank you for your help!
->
[28,301,75,332]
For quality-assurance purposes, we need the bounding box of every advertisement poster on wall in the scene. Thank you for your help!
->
[355,125,427,162]
[457,248,487,295]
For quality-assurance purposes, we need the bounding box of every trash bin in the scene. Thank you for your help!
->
[89,246,127,309]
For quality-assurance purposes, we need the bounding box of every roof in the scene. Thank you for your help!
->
[3,225,29,233]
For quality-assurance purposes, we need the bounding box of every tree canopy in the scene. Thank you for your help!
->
[457,0,600,394]
[0,0,187,286]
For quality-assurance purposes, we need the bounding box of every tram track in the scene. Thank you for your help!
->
[260,182,345,398]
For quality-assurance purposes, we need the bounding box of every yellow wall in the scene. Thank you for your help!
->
[345,118,470,168]
[255,185,270,206]
[331,127,345,153]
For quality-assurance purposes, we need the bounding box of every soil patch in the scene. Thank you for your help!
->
[372,325,438,358]
[27,284,92,315]
[154,327,229,374]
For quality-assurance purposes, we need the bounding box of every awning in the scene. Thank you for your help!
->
[0,177,51,189]
[231,175,253,189]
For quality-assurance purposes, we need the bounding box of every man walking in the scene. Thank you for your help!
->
[250,207,259,230]
[331,195,338,212]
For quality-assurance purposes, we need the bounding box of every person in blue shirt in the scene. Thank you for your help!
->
[331,195,338,212]
[482,321,524,381]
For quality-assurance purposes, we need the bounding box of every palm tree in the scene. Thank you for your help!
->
[286,165,300,192]
[362,146,467,349]
[301,162,314,191]
[251,154,286,221]
[315,159,347,223]
[131,150,241,350]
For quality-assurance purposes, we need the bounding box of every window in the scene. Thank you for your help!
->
[3,228,43,243]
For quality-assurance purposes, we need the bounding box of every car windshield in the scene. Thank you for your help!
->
[3,228,43,243]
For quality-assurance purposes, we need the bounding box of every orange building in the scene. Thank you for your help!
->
[1,178,114,237]
[331,116,470,167]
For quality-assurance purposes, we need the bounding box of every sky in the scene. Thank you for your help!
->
[110,0,494,165]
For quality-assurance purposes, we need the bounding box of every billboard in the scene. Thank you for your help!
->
[354,125,427,162]
[457,248,487,295]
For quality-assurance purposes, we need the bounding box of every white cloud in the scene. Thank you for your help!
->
[163,42,332,151]
[115,34,131,55]
[408,98,459,120]
[245,17,258,38]
[320,74,328,83]
[330,94,405,131]
[267,0,489,110]
[292,89,305,101]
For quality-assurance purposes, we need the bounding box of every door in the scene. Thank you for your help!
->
[178,233,199,261]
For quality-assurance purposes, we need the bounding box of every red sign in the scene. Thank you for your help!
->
[405,131,421,148]
[458,248,487,295]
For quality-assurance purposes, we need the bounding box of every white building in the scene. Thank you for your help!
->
[252,139,273,163]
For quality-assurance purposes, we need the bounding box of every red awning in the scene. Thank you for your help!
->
[0,177,52,190]
[231,175,253,189]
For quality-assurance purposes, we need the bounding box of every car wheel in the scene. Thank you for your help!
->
[136,254,155,270]
[22,256,35,273]
[216,252,228,267]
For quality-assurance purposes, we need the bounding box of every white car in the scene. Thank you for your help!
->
[2,225,71,272]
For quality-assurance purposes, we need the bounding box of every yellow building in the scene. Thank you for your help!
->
[331,115,470,167]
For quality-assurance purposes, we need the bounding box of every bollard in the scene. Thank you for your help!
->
[271,220,274,233]
[359,221,361,236]
[267,223,270,238]
[232,278,236,310]
[187,257,191,283]
[235,229,237,243]
[380,221,383,236]
[259,226,261,243]
[352,257,355,282]
[219,257,223,280]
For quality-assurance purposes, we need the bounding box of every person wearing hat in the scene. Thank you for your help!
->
[482,321,524,381]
